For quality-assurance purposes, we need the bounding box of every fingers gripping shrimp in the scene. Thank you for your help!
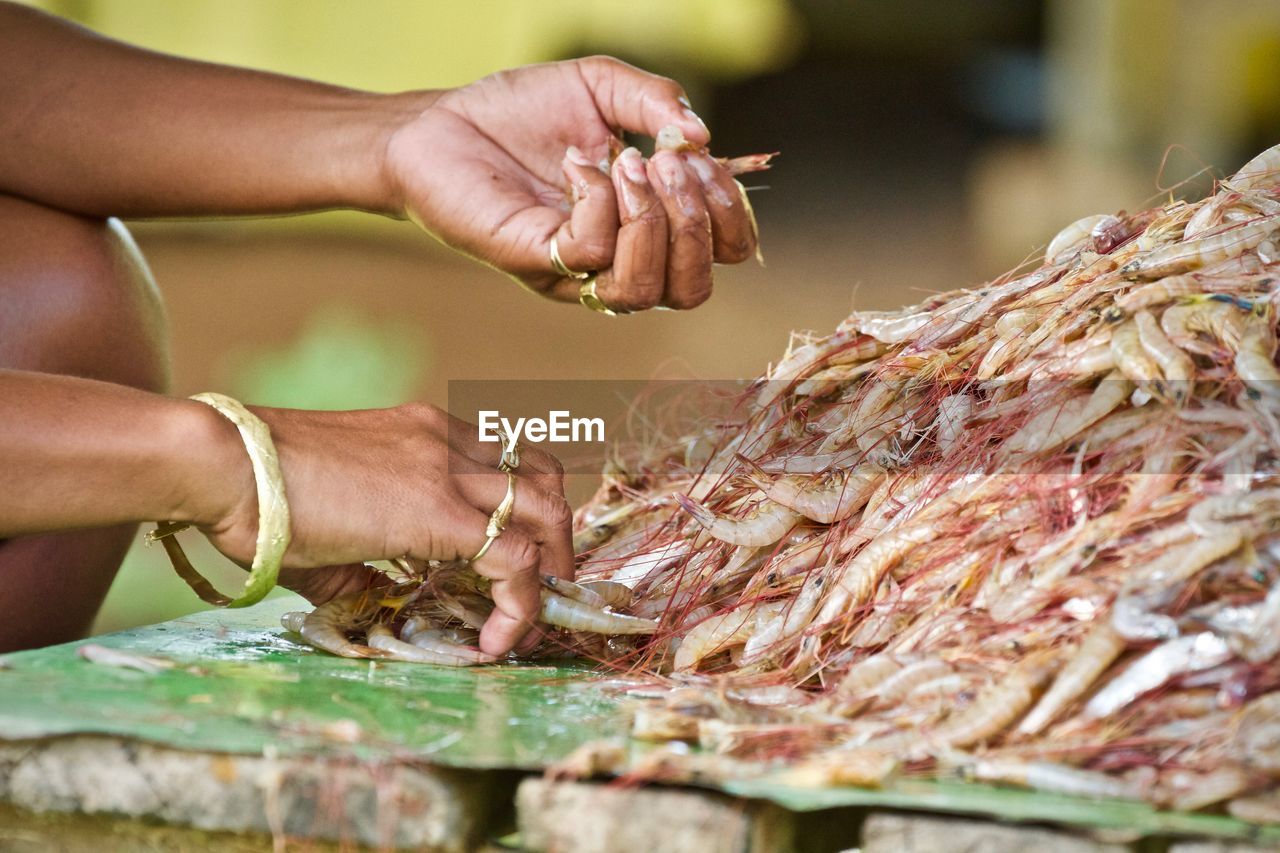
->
[676,492,801,547]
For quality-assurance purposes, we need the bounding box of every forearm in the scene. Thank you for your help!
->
[0,3,431,218]
[0,370,248,536]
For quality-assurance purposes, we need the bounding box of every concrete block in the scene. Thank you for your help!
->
[517,777,797,853]
[861,811,1131,853]
[0,735,503,851]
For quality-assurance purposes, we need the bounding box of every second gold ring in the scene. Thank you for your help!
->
[471,470,517,563]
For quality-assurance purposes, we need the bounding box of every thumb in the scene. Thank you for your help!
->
[577,56,709,146]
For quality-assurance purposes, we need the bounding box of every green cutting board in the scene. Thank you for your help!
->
[2,597,1277,844]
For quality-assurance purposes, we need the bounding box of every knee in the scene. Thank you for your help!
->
[0,195,169,394]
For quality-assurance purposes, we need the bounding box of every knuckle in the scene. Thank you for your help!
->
[619,285,662,311]
[399,401,443,427]
[505,535,541,574]
[715,238,753,264]
[666,284,713,310]
[540,492,573,529]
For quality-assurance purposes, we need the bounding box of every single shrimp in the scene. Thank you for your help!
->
[928,652,1058,749]
[540,589,660,635]
[1236,312,1280,401]
[872,659,954,707]
[579,580,635,609]
[963,757,1148,801]
[1134,309,1195,402]
[933,394,973,453]
[540,574,609,609]
[848,310,935,344]
[833,652,905,699]
[1084,632,1232,719]
[675,492,801,547]
[814,518,940,627]
[1017,624,1127,736]
[1121,214,1280,278]
[1229,791,1280,824]
[1157,766,1254,812]
[1046,214,1110,264]
[296,593,383,659]
[673,602,785,671]
[743,461,884,524]
[1225,142,1280,192]
[1108,274,1201,319]
[1160,299,1248,354]
[1109,320,1164,389]
[1004,372,1133,455]
[367,624,494,666]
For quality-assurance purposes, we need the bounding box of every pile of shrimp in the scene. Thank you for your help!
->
[283,144,1280,822]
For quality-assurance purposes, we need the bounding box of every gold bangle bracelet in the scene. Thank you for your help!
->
[148,392,291,608]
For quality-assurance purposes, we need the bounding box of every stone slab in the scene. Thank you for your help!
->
[0,735,508,851]
[861,810,1133,853]
[517,777,800,853]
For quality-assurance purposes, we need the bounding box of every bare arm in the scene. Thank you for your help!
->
[0,2,759,309]
[0,368,575,655]
[0,2,409,218]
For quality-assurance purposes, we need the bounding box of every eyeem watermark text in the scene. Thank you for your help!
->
[477,410,605,451]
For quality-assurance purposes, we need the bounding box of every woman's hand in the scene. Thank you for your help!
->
[198,402,573,657]
[384,56,759,312]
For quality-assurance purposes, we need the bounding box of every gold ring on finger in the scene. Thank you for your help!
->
[498,434,521,473]
[471,471,517,563]
[549,235,591,281]
[579,275,628,317]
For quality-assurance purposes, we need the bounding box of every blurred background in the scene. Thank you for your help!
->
[15,0,1280,633]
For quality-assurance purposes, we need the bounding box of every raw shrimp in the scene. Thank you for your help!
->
[367,624,494,666]
[744,461,884,524]
[1046,214,1110,264]
[1085,633,1232,718]
[1109,274,1201,318]
[295,593,381,659]
[1018,625,1127,736]
[674,602,784,671]
[964,757,1148,800]
[541,590,660,635]
[1121,214,1280,278]
[1134,309,1195,401]
[928,652,1058,749]
[1236,312,1280,401]
[675,493,801,547]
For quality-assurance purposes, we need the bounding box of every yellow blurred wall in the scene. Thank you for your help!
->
[22,0,802,90]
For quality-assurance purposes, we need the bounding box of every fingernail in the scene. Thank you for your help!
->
[683,153,733,206]
[683,108,709,137]
[565,145,594,168]
[652,151,686,192]
[677,94,692,109]
[616,147,647,184]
